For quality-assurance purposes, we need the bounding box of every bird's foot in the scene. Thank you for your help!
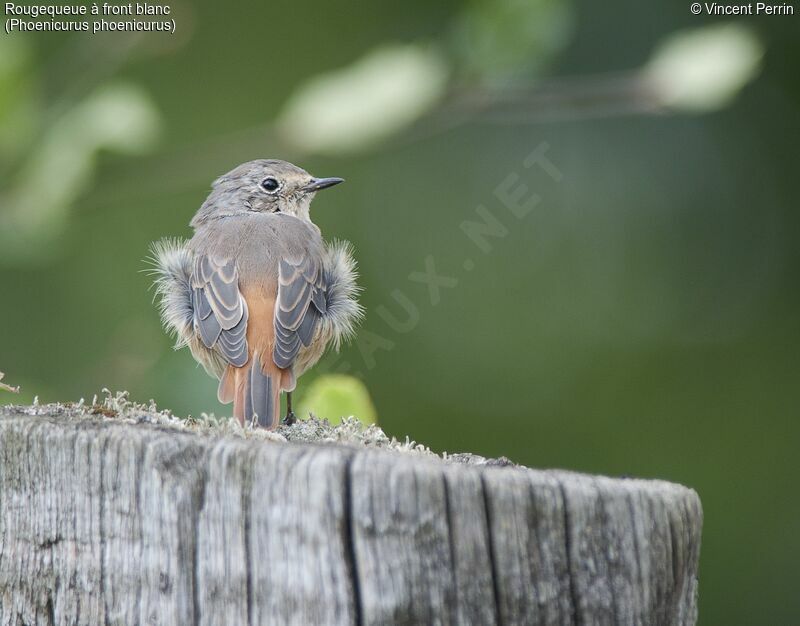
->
[282,411,297,426]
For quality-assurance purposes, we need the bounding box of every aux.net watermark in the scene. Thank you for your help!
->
[690,2,794,14]
[317,142,564,379]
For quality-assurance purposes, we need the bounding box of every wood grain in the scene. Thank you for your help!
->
[0,408,702,625]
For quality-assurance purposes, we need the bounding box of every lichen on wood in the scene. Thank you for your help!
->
[0,398,702,625]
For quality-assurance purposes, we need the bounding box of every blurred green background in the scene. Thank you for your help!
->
[1,1,798,623]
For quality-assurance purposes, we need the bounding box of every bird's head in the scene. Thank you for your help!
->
[191,159,343,226]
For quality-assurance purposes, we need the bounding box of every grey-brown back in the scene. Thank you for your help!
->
[188,213,326,288]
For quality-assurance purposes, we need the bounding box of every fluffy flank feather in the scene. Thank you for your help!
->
[322,239,364,350]
[149,238,195,349]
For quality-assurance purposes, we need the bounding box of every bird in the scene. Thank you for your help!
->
[150,159,362,429]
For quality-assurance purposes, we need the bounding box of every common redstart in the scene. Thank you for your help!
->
[152,159,362,428]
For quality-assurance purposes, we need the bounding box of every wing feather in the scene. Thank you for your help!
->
[273,254,326,369]
[192,254,249,368]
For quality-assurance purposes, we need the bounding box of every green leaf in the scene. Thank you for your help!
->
[0,82,161,263]
[295,374,377,427]
[277,44,448,155]
[644,23,764,113]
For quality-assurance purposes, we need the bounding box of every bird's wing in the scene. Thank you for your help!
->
[190,254,249,367]
[272,253,327,369]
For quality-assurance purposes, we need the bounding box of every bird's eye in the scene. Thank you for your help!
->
[261,177,280,193]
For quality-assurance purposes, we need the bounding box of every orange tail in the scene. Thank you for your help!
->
[219,351,283,428]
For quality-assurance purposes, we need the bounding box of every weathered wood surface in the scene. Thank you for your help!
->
[0,407,702,625]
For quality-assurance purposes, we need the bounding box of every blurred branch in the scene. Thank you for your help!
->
[391,72,663,146]
[57,23,766,217]
[453,73,664,122]
[0,372,19,394]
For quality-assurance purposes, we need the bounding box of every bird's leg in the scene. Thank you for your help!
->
[282,391,297,426]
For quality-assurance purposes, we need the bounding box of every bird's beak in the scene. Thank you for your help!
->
[304,177,344,193]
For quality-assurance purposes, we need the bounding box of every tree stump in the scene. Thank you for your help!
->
[0,404,702,625]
